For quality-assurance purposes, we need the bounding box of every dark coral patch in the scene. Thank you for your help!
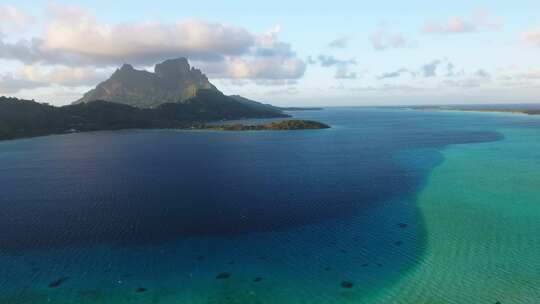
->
[397,223,408,228]
[48,277,69,288]
[216,272,231,279]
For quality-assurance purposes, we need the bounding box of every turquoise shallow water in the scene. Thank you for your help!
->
[368,125,540,304]
[0,108,539,303]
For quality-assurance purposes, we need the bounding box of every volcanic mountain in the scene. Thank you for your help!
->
[76,58,222,108]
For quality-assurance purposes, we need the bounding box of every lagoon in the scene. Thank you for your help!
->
[0,107,538,303]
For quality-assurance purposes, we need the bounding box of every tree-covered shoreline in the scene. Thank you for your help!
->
[0,95,328,141]
[0,92,289,141]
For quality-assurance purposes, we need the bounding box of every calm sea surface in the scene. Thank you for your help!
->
[0,107,538,303]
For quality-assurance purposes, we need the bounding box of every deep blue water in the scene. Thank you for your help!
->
[0,108,509,303]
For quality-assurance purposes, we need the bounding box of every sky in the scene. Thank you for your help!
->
[1,0,540,106]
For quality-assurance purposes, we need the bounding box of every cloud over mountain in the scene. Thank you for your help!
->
[0,4,305,82]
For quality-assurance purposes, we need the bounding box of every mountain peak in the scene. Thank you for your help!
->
[111,64,136,78]
[120,63,134,71]
[154,57,190,79]
[75,58,218,108]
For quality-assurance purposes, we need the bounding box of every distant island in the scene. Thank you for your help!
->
[280,107,324,111]
[199,120,330,131]
[0,57,329,141]
[455,108,540,115]
[412,105,540,115]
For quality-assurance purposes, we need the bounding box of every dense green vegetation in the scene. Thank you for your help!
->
[0,90,289,141]
[202,120,330,131]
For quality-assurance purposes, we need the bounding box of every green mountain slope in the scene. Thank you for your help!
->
[75,58,219,108]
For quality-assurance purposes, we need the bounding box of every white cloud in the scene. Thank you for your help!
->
[18,65,108,87]
[254,79,298,86]
[370,30,406,50]
[472,10,503,30]
[349,84,423,93]
[0,5,32,30]
[377,68,416,79]
[423,17,476,34]
[503,68,540,80]
[445,62,456,77]
[0,4,306,81]
[474,69,491,79]
[377,59,460,80]
[490,68,540,86]
[335,67,357,79]
[521,69,540,79]
[0,73,47,94]
[328,36,349,48]
[196,26,306,80]
[316,55,357,79]
[0,37,61,64]
[44,4,253,64]
[0,64,109,94]
[206,55,306,80]
[264,86,299,96]
[441,78,484,88]
[441,69,492,89]
[423,11,502,35]
[421,60,442,77]
[521,30,540,47]
[317,55,356,67]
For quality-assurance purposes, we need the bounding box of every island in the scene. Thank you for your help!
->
[198,120,330,131]
[0,57,330,141]
[411,105,540,115]
[0,97,329,141]
[455,108,540,115]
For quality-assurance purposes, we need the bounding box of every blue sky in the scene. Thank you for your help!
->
[1,0,540,106]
